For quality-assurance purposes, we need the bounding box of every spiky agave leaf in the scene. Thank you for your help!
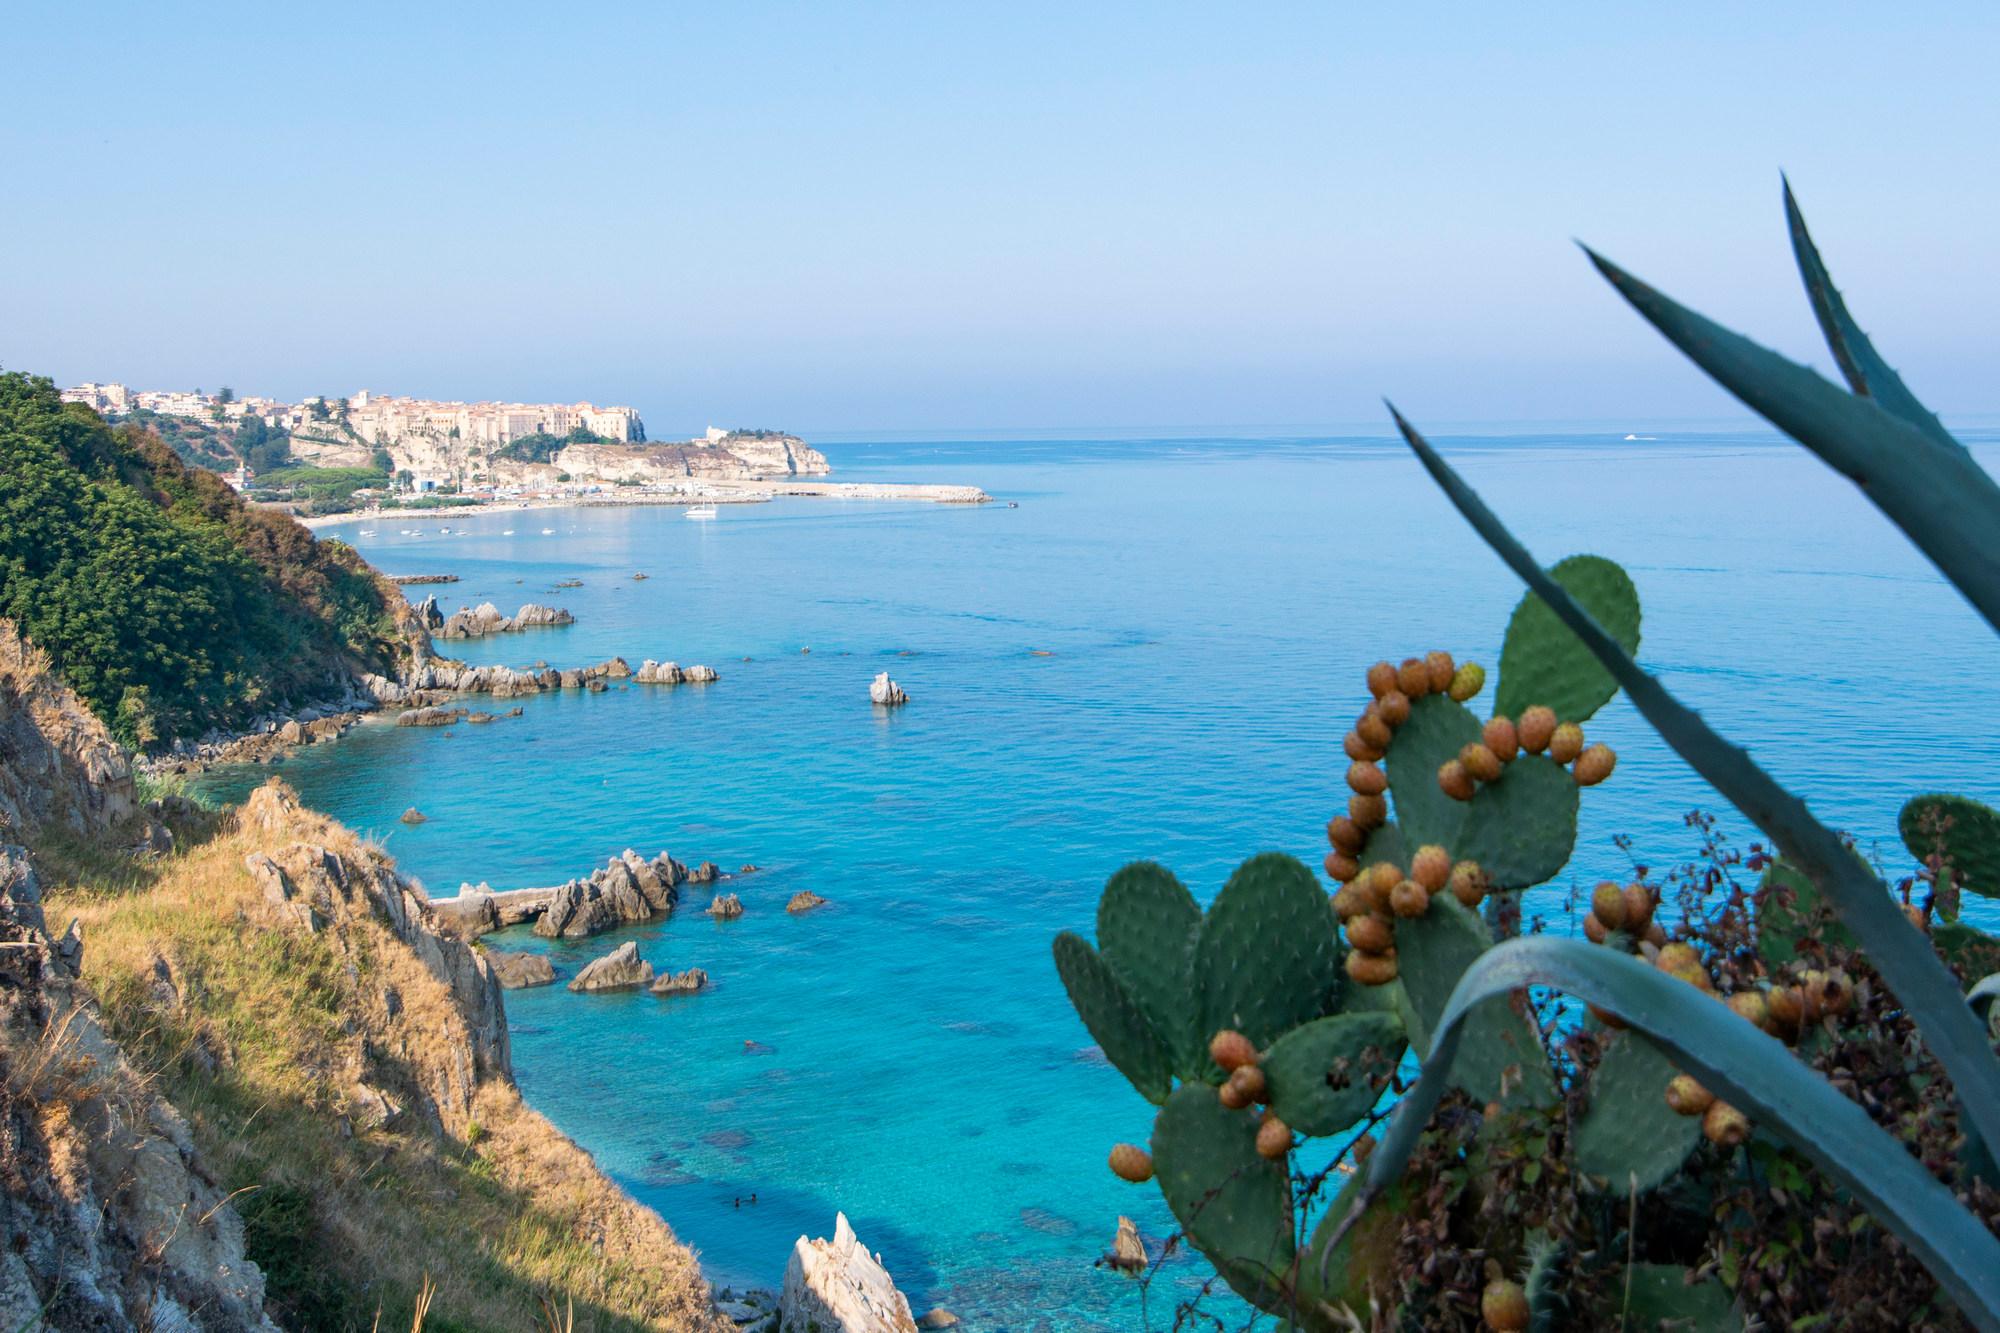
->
[1329,937,2000,1331]
[1387,407,2000,1164]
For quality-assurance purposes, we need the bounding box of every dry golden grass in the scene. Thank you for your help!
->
[48,785,729,1333]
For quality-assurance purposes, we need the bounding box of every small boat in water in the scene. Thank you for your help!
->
[685,504,718,520]
[541,527,555,535]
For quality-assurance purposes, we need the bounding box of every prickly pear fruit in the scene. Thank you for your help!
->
[1218,1079,1252,1109]
[1344,730,1384,763]
[1348,761,1388,796]
[1367,661,1398,698]
[1357,709,1394,749]
[1459,742,1504,783]
[1622,884,1655,936]
[1332,883,1373,919]
[1424,650,1455,694]
[1327,816,1366,855]
[1226,1063,1267,1105]
[1345,912,1395,953]
[1364,861,1403,898]
[1644,921,1667,947]
[1590,880,1628,931]
[1323,851,1359,883]
[1411,844,1451,892]
[1656,943,1700,973]
[1664,1074,1714,1116]
[1482,1278,1530,1331]
[1345,949,1398,986]
[1517,705,1556,754]
[1481,715,1519,763]
[1109,1143,1154,1182]
[1377,690,1411,727]
[1449,661,1486,701]
[1397,657,1431,698]
[1349,793,1388,830]
[1727,990,1772,1032]
[1438,759,1475,802]
[1389,879,1430,919]
[1254,1115,1292,1160]
[1549,722,1584,765]
[1582,913,1608,945]
[1702,1100,1750,1147]
[1767,985,1804,1037]
[1573,743,1616,785]
[1209,1030,1259,1072]
[1448,860,1486,907]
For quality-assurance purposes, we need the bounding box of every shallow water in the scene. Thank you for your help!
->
[202,428,2000,1328]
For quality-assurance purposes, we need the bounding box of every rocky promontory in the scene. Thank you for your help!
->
[415,596,577,640]
[568,940,654,992]
[780,1213,919,1333]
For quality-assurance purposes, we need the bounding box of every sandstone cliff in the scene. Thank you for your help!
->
[0,621,137,837]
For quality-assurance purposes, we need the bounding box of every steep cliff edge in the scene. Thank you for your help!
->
[0,620,138,837]
[50,782,729,1331]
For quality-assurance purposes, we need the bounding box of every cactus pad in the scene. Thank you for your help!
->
[1151,1083,1295,1308]
[1097,861,1206,1078]
[1570,1031,1701,1193]
[1454,754,1580,891]
[1357,821,1410,875]
[1900,793,2000,899]
[1393,896,1555,1105]
[1383,694,1481,851]
[1494,554,1640,724]
[1260,1012,1405,1136]
[1755,860,1856,967]
[1194,852,1344,1050]
[1614,1263,1742,1330]
[1053,931,1174,1104]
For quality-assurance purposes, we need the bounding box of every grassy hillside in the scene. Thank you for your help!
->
[45,787,725,1332]
[0,370,406,747]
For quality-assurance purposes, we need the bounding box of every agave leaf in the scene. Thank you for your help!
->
[1583,248,2000,636]
[1388,407,2000,1161]
[1783,178,1959,453]
[1336,937,2000,1331]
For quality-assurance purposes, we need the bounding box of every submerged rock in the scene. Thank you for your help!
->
[567,940,654,993]
[869,672,908,706]
[400,807,428,824]
[779,1212,918,1333]
[486,950,556,990]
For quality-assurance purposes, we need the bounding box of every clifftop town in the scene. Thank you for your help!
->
[57,381,831,491]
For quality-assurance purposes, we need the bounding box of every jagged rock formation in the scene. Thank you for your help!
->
[870,673,908,706]
[0,845,279,1330]
[707,892,744,920]
[432,601,576,640]
[786,890,828,914]
[534,850,687,939]
[779,1213,918,1333]
[1108,1215,1148,1273]
[650,967,709,995]
[551,432,830,486]
[0,620,137,836]
[568,941,654,993]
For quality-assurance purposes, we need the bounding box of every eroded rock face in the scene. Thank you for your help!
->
[779,1213,918,1333]
[707,893,744,920]
[1109,1215,1147,1273]
[869,673,908,706]
[436,602,576,639]
[0,620,138,835]
[568,940,653,992]
[0,845,280,1330]
[786,890,828,914]
[533,850,685,939]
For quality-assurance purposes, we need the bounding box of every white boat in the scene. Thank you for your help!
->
[684,504,718,520]
[541,527,555,535]
[502,529,514,535]
[358,530,375,537]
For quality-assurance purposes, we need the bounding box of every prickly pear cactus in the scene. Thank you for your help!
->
[1096,862,1205,1077]
[1455,754,1580,891]
[1613,1263,1742,1330]
[1053,931,1174,1104]
[1494,554,1641,723]
[1901,793,2000,899]
[1260,1012,1402,1135]
[1151,1085,1295,1307]
[1756,859,1856,967]
[1570,1031,1702,1193]
[1384,695,1480,850]
[1195,853,1345,1050]
[1522,1231,1567,1333]
[1394,897,1556,1106]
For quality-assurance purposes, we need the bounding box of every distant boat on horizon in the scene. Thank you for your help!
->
[685,503,718,520]
[1623,433,1659,441]
[541,527,555,534]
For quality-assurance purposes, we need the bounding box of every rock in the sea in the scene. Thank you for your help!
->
[533,850,686,938]
[918,1310,959,1330]
[397,706,467,727]
[400,807,428,824]
[486,950,556,989]
[693,861,721,883]
[634,659,684,684]
[685,664,719,683]
[650,967,709,995]
[1108,1214,1147,1274]
[869,672,908,706]
[786,890,827,914]
[511,602,574,628]
[707,893,744,920]
[567,940,654,992]
[780,1212,918,1333]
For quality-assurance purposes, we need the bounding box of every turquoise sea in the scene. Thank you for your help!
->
[202,428,2000,1329]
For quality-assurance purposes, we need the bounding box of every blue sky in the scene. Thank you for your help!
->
[5,3,1996,434]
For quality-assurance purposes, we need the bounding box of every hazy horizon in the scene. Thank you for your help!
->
[8,3,1998,432]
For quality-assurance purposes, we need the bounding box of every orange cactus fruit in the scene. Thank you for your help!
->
[1109,1143,1155,1182]
[1437,759,1476,802]
[1411,844,1452,891]
[1516,705,1557,753]
[1549,722,1585,765]
[1481,715,1519,763]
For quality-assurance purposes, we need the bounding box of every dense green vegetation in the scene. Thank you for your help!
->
[0,371,405,747]
[248,464,391,513]
[490,424,614,464]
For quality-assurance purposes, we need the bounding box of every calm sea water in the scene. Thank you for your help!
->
[202,428,2000,1329]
